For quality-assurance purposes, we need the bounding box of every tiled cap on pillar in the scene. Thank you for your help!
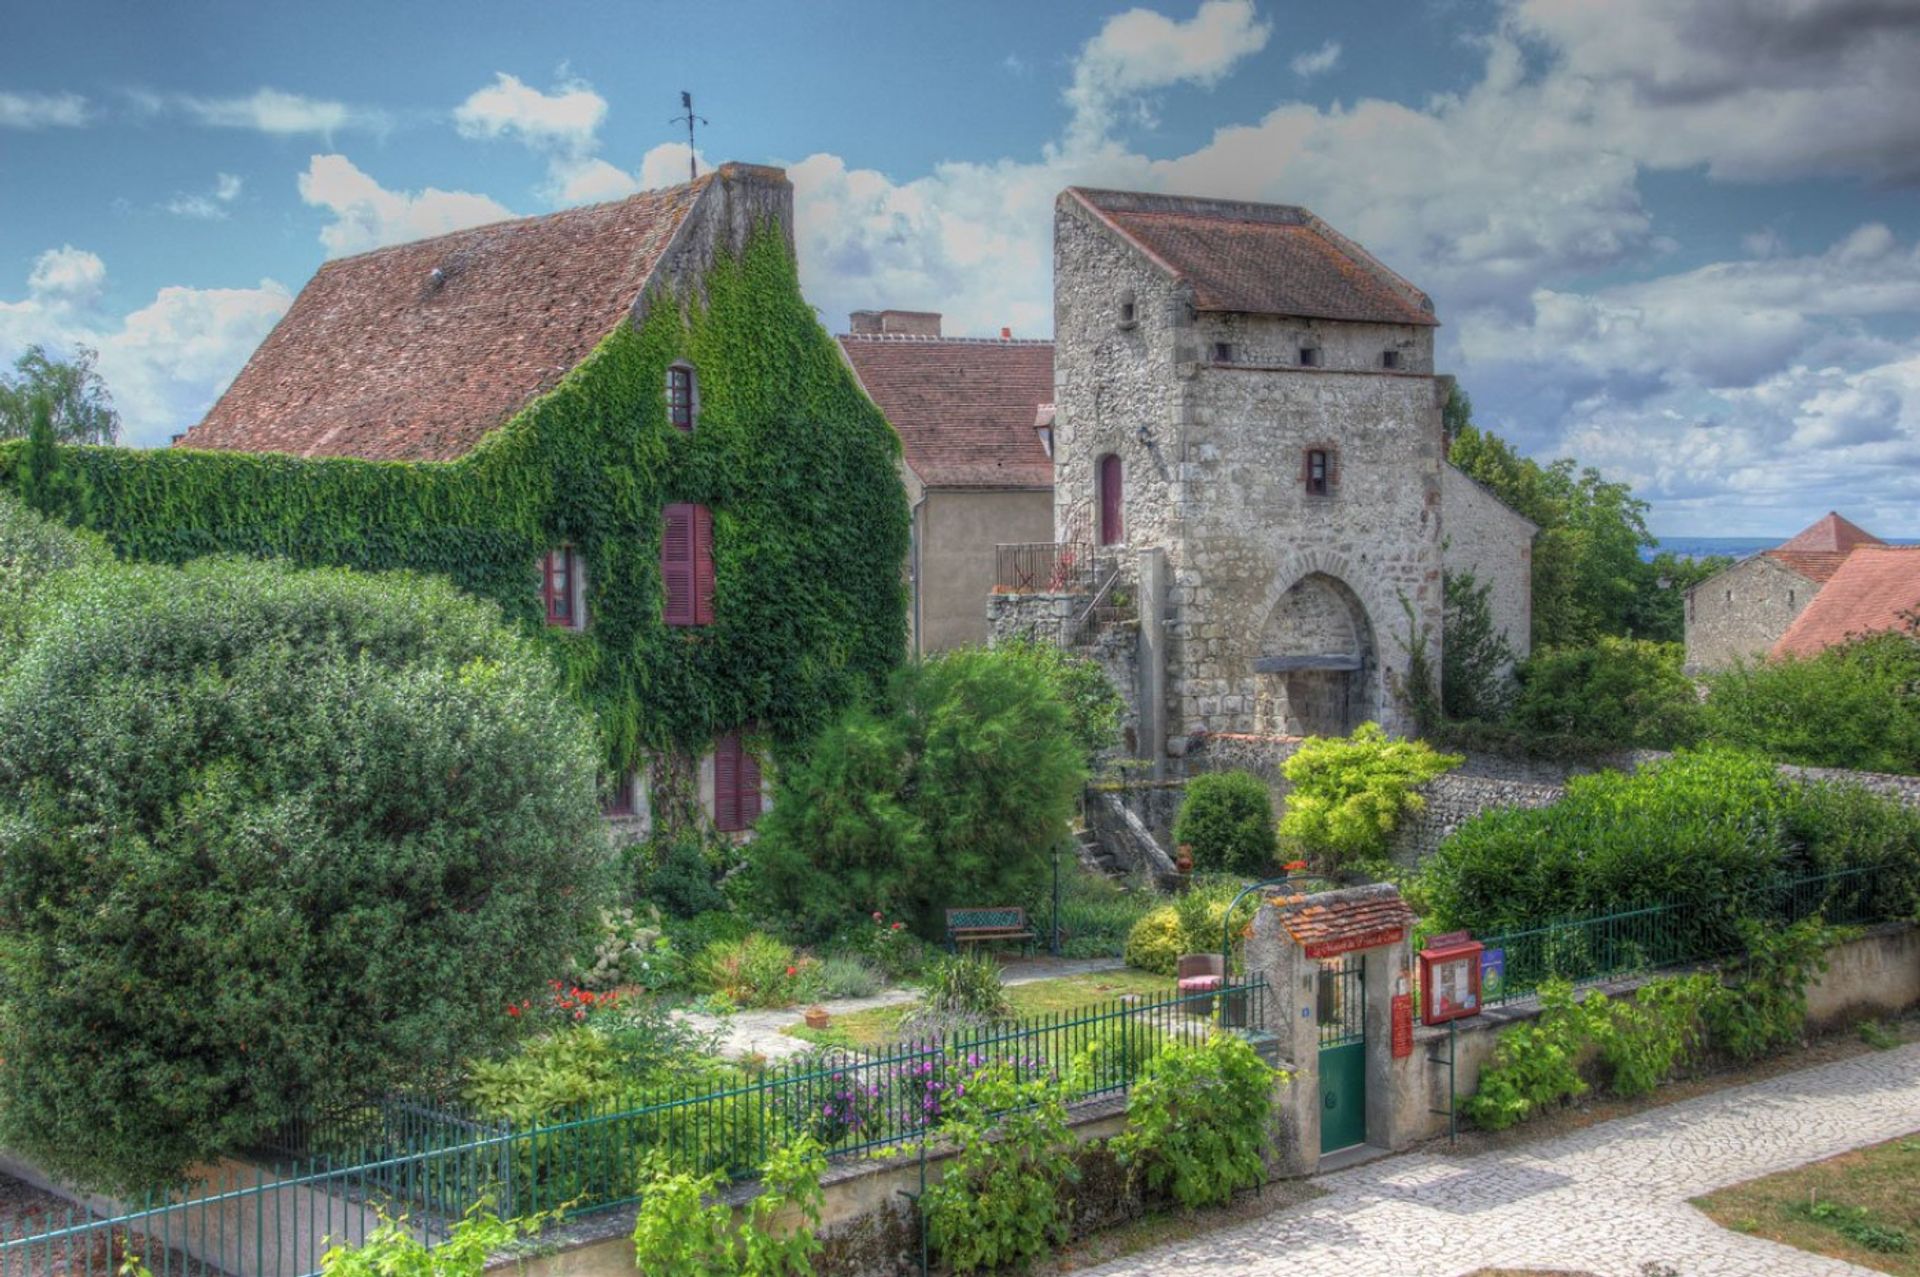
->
[1270,882,1417,959]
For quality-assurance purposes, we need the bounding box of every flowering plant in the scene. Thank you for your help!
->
[505,980,621,1023]
[848,910,922,979]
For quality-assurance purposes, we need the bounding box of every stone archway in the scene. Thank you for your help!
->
[1253,572,1377,736]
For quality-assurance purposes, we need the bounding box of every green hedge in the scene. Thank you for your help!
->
[0,229,909,782]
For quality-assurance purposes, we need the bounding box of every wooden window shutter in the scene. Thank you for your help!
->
[739,738,762,827]
[1098,454,1123,546]
[693,504,715,625]
[714,734,739,831]
[662,505,694,626]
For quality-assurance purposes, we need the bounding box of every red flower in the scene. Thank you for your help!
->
[891,922,903,931]
[506,1004,521,1017]
[786,966,797,977]
[872,911,884,922]
[1285,859,1309,872]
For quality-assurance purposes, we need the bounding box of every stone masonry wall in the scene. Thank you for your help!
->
[1440,464,1535,663]
[1684,553,1813,673]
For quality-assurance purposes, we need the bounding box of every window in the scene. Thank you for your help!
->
[1302,446,1338,496]
[662,502,715,626]
[1212,342,1235,363]
[1299,347,1321,368]
[1381,350,1401,370]
[1097,453,1124,546]
[541,547,583,629]
[667,364,696,432]
[713,730,762,833]
[1117,295,1137,330]
[602,771,637,817]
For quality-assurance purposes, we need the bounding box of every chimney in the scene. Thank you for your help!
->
[849,309,942,337]
[1000,327,1012,340]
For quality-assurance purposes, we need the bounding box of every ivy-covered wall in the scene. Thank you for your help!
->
[0,227,911,777]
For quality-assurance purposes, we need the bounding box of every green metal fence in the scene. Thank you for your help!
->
[0,978,1267,1277]
[1476,864,1902,1008]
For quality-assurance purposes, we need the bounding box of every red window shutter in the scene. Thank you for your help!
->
[714,732,740,832]
[662,506,694,626]
[739,742,762,827]
[693,504,715,625]
[1098,454,1123,546]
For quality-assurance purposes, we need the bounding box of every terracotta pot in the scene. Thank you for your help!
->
[1175,844,1194,874]
[804,1006,831,1030]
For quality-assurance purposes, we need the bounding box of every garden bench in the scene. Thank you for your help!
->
[945,907,1037,955]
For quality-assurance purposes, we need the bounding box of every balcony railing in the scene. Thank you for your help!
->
[994,541,1097,594]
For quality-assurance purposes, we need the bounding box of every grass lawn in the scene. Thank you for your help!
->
[782,967,1175,1052]
[1693,1130,1920,1274]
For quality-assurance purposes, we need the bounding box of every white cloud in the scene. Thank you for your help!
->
[454,73,606,153]
[0,90,89,128]
[0,251,291,447]
[150,88,387,137]
[298,154,513,256]
[1062,0,1271,148]
[163,172,245,220]
[1289,39,1342,78]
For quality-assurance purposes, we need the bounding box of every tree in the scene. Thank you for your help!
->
[1440,570,1516,722]
[1624,550,1734,645]
[1172,771,1276,875]
[1703,630,1920,774]
[751,646,1086,941]
[1507,637,1702,750]
[0,557,609,1192]
[1278,723,1462,870]
[0,345,120,445]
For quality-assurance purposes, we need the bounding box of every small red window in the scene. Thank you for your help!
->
[662,503,715,626]
[713,730,762,833]
[542,548,579,627]
[668,366,694,432]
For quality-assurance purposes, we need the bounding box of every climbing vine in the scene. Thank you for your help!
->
[0,227,910,777]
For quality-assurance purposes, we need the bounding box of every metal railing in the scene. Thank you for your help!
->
[994,542,1096,594]
[1,980,1266,1277]
[1474,864,1902,1009]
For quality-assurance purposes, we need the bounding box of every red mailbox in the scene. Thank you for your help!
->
[1418,931,1484,1025]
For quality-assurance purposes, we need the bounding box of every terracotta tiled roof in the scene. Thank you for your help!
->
[1771,547,1920,659]
[1067,188,1437,327]
[1775,511,1883,554]
[1761,551,1850,585]
[837,334,1054,489]
[178,176,714,461]
[1271,883,1417,956]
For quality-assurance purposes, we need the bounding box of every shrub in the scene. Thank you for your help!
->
[636,830,729,920]
[918,953,1011,1022]
[1124,907,1184,976]
[1703,920,1833,1062]
[1173,771,1276,875]
[1049,869,1159,960]
[752,646,1086,942]
[1586,974,1713,1098]
[1508,637,1702,750]
[695,934,813,1008]
[1113,1034,1275,1209]
[1122,880,1256,976]
[1461,980,1591,1130]
[572,907,667,992]
[1704,631,1920,775]
[1278,723,1462,869]
[0,487,105,664]
[922,1064,1077,1273]
[466,1000,730,1124]
[322,1204,532,1277]
[813,955,885,1000]
[631,1137,826,1277]
[0,558,608,1192]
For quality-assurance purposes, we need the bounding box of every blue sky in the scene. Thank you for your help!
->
[4,0,1918,536]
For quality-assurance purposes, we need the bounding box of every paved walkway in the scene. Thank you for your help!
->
[1088,1040,1920,1277]
[677,956,1127,1062]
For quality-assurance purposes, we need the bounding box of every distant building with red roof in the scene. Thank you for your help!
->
[1684,512,1920,670]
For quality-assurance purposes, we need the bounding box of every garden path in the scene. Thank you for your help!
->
[1088,1039,1920,1277]
[678,956,1128,1062]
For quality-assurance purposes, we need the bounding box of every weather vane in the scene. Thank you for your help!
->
[671,91,708,182]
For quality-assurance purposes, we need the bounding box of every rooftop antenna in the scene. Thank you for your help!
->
[670,91,708,182]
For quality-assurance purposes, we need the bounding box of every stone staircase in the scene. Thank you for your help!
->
[1072,822,1123,877]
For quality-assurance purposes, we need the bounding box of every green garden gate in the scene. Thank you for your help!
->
[1317,954,1367,1155]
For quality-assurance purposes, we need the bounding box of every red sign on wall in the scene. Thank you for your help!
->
[1391,993,1414,1059]
[1303,926,1406,959]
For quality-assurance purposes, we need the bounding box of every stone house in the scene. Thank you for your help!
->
[836,311,1054,652]
[996,186,1534,771]
[1685,511,1920,671]
[128,162,912,839]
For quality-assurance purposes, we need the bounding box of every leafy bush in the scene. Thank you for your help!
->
[1112,1034,1275,1208]
[1461,981,1591,1130]
[695,934,813,1008]
[1050,870,1159,960]
[1586,974,1714,1098]
[919,954,1011,1021]
[631,1137,826,1277]
[0,488,105,664]
[1173,771,1276,875]
[813,955,885,1000]
[1122,880,1256,976]
[1704,631,1920,775]
[572,907,667,992]
[837,909,926,980]
[321,1204,534,1277]
[636,831,729,920]
[1703,921,1833,1062]
[1508,637,1702,750]
[923,1064,1077,1273]
[1124,907,1184,976]
[752,646,1086,941]
[1278,723,1462,869]
[0,558,608,1192]
[995,635,1125,763]
[464,999,729,1123]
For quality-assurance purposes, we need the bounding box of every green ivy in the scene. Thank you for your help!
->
[0,228,909,780]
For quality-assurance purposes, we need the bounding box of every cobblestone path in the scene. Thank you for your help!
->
[1088,1040,1920,1276]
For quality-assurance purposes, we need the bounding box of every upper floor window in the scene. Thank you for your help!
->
[1212,342,1236,364]
[602,771,638,817]
[667,364,697,432]
[541,546,584,629]
[1097,453,1124,546]
[662,502,715,627]
[1303,447,1337,497]
[1116,289,1138,331]
[1299,346,1322,368]
[1381,350,1401,370]
[713,729,763,833]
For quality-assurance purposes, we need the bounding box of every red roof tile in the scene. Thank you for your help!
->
[1761,550,1851,585]
[1067,188,1437,327]
[1271,884,1417,956]
[1775,511,1884,555]
[178,175,715,461]
[837,334,1054,489]
[1772,547,1920,659]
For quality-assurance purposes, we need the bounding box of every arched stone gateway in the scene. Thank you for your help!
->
[1254,571,1378,736]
